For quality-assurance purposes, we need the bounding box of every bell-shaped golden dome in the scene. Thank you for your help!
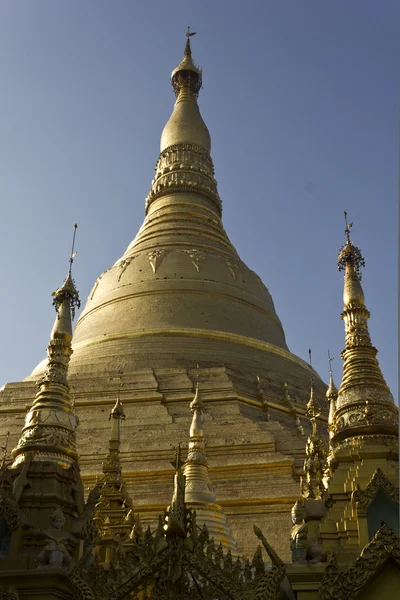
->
[29,36,316,395]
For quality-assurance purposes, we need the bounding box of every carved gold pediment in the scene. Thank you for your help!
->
[352,467,399,515]
[319,523,400,600]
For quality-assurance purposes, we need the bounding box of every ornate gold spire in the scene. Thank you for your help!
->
[330,214,398,447]
[184,381,238,554]
[300,351,327,499]
[12,226,81,468]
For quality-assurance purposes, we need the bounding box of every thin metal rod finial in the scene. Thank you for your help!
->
[69,223,78,275]
[328,350,334,376]
[308,349,314,389]
[344,211,353,244]
[186,26,197,38]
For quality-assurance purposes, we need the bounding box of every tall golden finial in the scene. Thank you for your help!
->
[12,226,81,468]
[171,27,202,99]
[52,223,81,321]
[338,212,365,281]
[300,349,326,499]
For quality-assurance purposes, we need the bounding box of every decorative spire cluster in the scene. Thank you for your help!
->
[300,351,327,499]
[93,393,136,551]
[330,214,397,447]
[12,226,81,468]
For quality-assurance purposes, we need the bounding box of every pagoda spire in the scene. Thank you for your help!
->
[144,31,222,216]
[12,225,81,468]
[184,377,238,554]
[300,350,327,499]
[330,214,398,447]
[92,394,135,560]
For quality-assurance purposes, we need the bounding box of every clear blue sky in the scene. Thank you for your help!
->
[0,1,398,402]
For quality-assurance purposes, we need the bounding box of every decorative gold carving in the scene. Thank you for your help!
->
[116,256,134,282]
[319,523,400,600]
[225,259,239,280]
[353,467,399,513]
[182,248,206,272]
[52,272,81,320]
[148,248,168,273]
[332,400,398,436]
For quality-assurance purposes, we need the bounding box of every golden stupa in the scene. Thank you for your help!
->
[0,34,328,560]
[0,33,398,600]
